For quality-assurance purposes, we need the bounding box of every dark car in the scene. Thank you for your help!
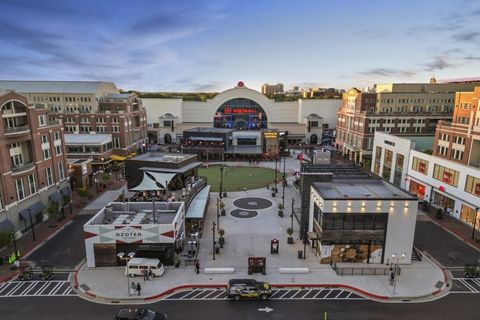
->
[226,279,272,300]
[114,308,166,320]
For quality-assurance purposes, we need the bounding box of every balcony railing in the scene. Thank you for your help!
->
[11,161,35,173]
[48,120,61,126]
[4,125,30,134]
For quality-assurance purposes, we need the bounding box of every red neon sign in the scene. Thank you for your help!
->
[475,183,480,195]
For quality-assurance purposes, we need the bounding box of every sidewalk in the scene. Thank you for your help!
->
[74,186,448,304]
[0,180,126,282]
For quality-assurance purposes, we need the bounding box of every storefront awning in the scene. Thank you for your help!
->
[146,171,177,187]
[61,186,70,196]
[0,219,14,232]
[110,155,127,161]
[127,152,137,158]
[49,192,61,203]
[19,202,45,220]
[129,172,164,191]
[188,136,224,142]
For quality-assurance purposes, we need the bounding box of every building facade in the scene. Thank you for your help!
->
[0,92,70,233]
[144,82,341,146]
[335,81,480,166]
[0,81,148,157]
[432,86,480,168]
[261,83,284,95]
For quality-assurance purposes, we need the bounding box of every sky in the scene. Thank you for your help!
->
[0,0,480,92]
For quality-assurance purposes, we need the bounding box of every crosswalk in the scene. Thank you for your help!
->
[0,280,75,297]
[164,288,365,301]
[451,278,480,293]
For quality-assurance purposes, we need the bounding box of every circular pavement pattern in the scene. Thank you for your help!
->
[230,209,258,219]
[233,197,272,210]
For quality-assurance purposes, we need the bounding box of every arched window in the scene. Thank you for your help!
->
[213,98,267,130]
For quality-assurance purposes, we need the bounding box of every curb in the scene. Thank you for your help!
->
[429,218,480,251]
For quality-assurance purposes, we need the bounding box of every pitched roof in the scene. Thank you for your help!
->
[0,80,118,94]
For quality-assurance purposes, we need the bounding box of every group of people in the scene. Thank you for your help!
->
[131,282,142,296]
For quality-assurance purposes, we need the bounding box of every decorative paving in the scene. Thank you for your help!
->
[233,197,272,210]
[230,209,258,219]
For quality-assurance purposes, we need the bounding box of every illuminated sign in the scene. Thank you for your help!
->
[442,172,452,184]
[475,183,480,195]
[223,108,258,114]
[264,132,278,139]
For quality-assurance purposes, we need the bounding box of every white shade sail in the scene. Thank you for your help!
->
[129,172,163,191]
[147,171,177,188]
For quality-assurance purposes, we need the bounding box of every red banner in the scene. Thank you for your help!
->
[475,183,480,195]
[442,172,452,184]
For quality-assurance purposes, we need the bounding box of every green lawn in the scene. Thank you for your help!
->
[198,165,277,192]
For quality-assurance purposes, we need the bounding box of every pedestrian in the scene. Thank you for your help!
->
[195,260,200,274]
[136,282,141,296]
[389,272,395,286]
[148,268,153,279]
[142,269,148,281]
[131,282,136,295]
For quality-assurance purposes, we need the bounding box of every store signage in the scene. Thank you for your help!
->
[264,132,278,139]
[439,185,445,192]
[442,172,452,184]
[224,108,258,114]
[384,140,395,146]
[114,226,143,241]
[475,183,480,195]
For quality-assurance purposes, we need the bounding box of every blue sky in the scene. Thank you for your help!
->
[0,0,479,92]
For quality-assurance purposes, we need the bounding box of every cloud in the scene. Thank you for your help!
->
[464,55,480,60]
[451,31,480,42]
[359,68,416,78]
[424,56,457,71]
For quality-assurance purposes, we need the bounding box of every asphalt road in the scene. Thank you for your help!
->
[0,294,478,320]
[414,220,480,267]
[26,215,92,269]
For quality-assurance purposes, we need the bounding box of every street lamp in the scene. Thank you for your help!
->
[390,253,405,295]
[28,209,35,241]
[216,198,220,231]
[472,207,479,240]
[117,252,135,296]
[282,156,286,209]
[290,198,295,230]
[219,166,225,198]
[212,221,216,260]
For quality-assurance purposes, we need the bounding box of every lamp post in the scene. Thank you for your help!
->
[212,221,216,260]
[11,230,18,260]
[282,156,286,209]
[472,207,479,240]
[216,198,220,231]
[28,209,35,241]
[117,252,135,296]
[390,253,405,295]
[219,166,224,198]
[290,198,295,230]
[274,157,278,183]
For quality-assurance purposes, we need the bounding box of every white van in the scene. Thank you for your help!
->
[125,258,165,278]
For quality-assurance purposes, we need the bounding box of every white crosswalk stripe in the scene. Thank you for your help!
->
[0,280,76,297]
[451,278,480,294]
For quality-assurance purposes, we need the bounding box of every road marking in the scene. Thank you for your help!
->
[19,282,38,296]
[277,290,291,299]
[458,279,478,292]
[0,280,75,297]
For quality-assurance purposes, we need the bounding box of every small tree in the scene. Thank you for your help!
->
[218,229,226,247]
[278,203,284,217]
[219,202,226,216]
[287,227,294,244]
[0,230,13,249]
[46,203,59,220]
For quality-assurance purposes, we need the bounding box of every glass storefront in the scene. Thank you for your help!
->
[213,98,267,130]
[409,180,426,199]
[460,205,480,231]
[432,190,455,210]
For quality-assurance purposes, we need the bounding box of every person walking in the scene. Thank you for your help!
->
[130,282,136,296]
[136,282,141,296]
[142,269,148,281]
[195,260,200,275]
[148,268,153,280]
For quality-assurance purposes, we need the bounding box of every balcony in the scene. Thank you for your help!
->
[11,162,35,175]
[4,125,31,136]
[47,120,61,126]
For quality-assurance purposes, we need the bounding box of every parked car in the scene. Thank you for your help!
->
[114,308,166,320]
[226,279,272,300]
[125,258,165,278]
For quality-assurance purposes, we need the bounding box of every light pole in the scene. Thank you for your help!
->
[290,198,295,231]
[28,209,35,241]
[216,198,220,231]
[11,230,18,260]
[472,207,479,240]
[117,252,135,296]
[390,253,405,295]
[212,221,216,260]
[282,156,286,209]
[274,157,278,183]
[219,166,224,198]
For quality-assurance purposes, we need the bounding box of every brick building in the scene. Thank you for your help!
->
[0,91,70,234]
[433,86,480,168]
[335,80,480,167]
[0,81,148,158]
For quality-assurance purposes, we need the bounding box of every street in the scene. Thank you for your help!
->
[0,294,478,320]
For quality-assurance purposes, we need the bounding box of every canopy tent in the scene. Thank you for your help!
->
[110,155,127,161]
[129,172,164,191]
[146,171,177,188]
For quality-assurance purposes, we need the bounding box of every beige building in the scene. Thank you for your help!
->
[261,83,284,95]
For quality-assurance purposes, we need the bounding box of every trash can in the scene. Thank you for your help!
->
[298,250,303,259]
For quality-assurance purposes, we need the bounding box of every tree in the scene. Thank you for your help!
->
[0,230,13,249]
[46,203,59,220]
[287,227,294,244]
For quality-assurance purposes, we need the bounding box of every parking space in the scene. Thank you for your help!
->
[164,288,365,301]
[0,280,75,297]
[414,221,480,268]
[26,215,92,269]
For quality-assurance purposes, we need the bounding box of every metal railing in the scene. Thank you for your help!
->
[11,162,35,172]
[184,177,207,210]
[334,263,401,276]
[4,125,30,134]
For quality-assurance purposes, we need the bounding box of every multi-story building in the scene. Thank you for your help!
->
[432,86,480,168]
[0,81,148,158]
[335,80,480,167]
[261,83,284,95]
[0,91,70,234]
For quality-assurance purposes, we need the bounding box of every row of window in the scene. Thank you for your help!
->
[14,163,65,202]
[380,98,453,104]
[33,96,92,103]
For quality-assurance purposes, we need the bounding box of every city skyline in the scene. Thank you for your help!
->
[1,0,480,92]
